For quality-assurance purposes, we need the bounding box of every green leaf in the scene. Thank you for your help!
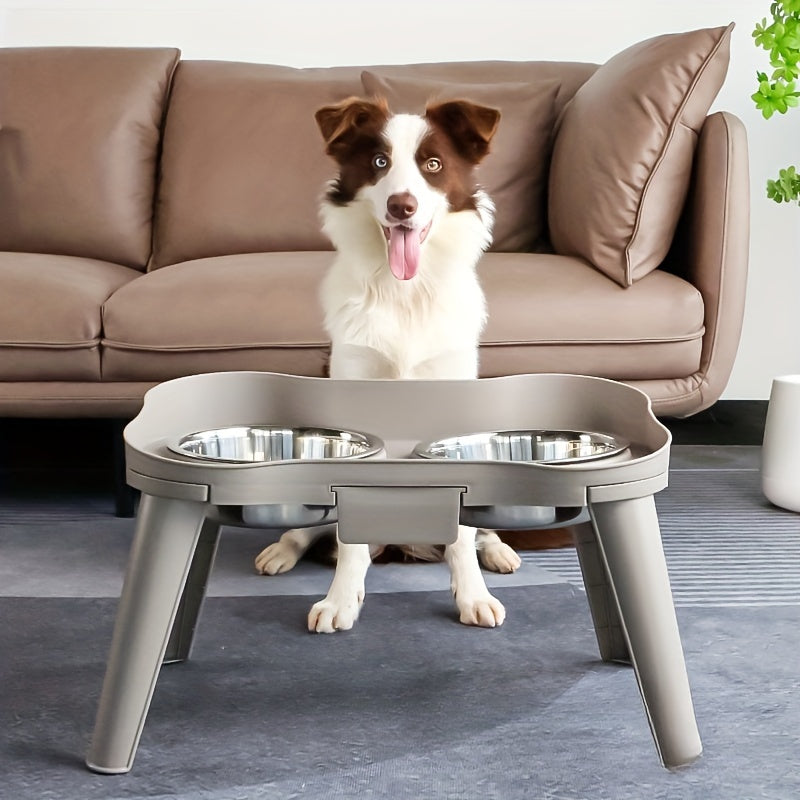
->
[754,3,800,128]
[784,32,800,48]
[772,63,800,81]
[767,181,784,201]
[766,164,800,204]
[773,66,792,80]
[752,90,776,117]
[754,18,776,48]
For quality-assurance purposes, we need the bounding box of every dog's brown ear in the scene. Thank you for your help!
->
[425,100,501,163]
[314,97,389,154]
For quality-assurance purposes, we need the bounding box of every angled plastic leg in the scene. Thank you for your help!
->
[163,516,221,664]
[588,495,702,769]
[86,494,209,774]
[570,521,630,664]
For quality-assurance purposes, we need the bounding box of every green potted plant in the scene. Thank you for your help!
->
[751,1,800,203]
[752,5,800,512]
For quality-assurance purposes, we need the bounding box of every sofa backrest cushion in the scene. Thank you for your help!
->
[150,62,362,268]
[0,47,179,269]
[360,71,559,253]
[548,24,734,287]
[360,60,596,122]
[151,60,597,268]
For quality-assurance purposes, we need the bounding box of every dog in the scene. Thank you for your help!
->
[255,96,521,632]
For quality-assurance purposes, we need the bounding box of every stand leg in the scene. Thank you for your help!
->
[571,521,629,663]
[588,495,702,769]
[86,494,209,774]
[163,516,221,664]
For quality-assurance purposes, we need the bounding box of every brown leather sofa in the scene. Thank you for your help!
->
[0,23,749,422]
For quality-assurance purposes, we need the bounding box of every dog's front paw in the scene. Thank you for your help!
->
[254,541,301,575]
[308,591,364,633]
[478,540,522,574]
[456,593,506,628]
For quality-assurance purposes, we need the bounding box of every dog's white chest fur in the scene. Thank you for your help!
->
[320,196,489,379]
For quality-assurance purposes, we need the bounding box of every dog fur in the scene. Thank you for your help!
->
[255,96,521,632]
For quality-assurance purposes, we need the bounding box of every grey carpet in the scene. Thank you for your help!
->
[527,456,800,607]
[2,445,800,799]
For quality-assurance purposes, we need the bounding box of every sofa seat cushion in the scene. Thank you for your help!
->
[103,249,703,385]
[477,253,705,379]
[0,253,141,380]
[101,252,332,381]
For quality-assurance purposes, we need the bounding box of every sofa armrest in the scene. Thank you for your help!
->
[655,111,750,417]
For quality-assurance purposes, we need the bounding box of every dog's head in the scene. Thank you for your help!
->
[315,97,500,280]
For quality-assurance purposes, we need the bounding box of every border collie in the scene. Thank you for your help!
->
[255,96,521,632]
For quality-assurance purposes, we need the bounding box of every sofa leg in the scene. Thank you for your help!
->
[112,419,137,518]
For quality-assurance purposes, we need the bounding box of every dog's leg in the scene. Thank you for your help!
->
[329,343,396,379]
[475,529,522,573]
[445,525,505,627]
[254,525,333,575]
[413,348,479,380]
[308,539,372,633]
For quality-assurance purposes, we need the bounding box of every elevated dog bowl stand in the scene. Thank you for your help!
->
[85,372,701,773]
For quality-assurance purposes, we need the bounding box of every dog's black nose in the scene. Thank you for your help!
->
[387,192,417,221]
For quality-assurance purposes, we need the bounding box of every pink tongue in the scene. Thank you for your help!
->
[388,226,421,280]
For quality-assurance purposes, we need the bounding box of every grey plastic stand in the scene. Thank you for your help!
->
[85,371,701,773]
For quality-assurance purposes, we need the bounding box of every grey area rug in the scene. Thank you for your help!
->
[2,446,800,800]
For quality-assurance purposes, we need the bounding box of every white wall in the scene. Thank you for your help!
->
[2,0,798,399]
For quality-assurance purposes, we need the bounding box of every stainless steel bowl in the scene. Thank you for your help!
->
[414,429,628,529]
[413,429,628,464]
[168,425,384,528]
[169,425,384,463]
[460,504,587,529]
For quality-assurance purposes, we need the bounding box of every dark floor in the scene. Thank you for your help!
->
[0,400,767,498]
[663,400,767,446]
[0,417,121,492]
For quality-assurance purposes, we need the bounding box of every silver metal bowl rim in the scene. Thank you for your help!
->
[413,429,629,464]
[167,424,385,463]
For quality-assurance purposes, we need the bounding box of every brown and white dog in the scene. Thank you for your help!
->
[255,97,521,632]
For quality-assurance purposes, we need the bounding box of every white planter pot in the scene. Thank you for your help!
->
[761,374,800,512]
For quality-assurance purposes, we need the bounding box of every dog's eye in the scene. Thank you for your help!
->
[372,154,390,170]
[424,157,443,173]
